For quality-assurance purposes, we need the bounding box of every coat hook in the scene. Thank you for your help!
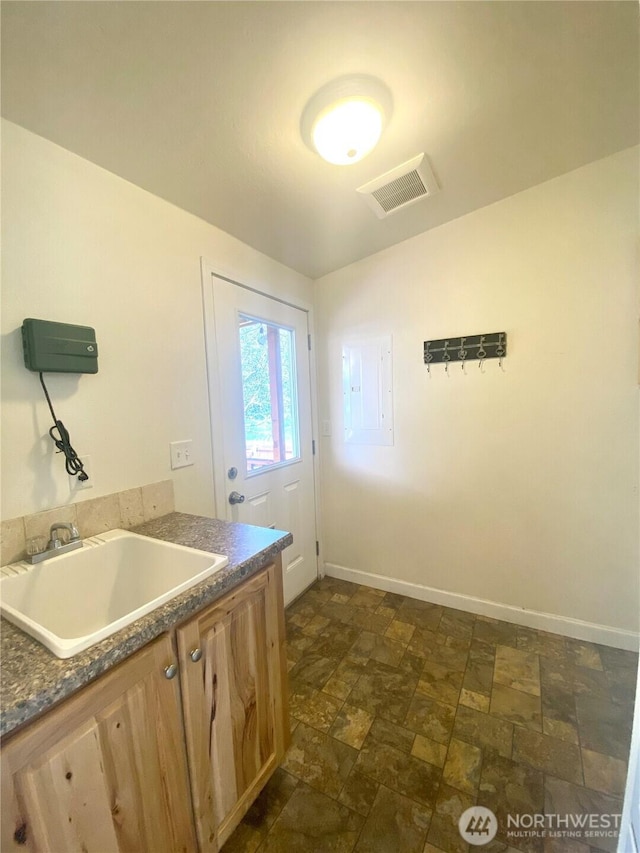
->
[425,343,433,378]
[477,336,486,373]
[443,341,451,377]
[496,333,506,372]
[459,337,467,373]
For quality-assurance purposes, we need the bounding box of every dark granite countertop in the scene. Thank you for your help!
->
[0,512,292,739]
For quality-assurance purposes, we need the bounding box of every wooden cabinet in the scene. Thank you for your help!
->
[1,634,196,853]
[177,561,289,852]
[0,559,289,853]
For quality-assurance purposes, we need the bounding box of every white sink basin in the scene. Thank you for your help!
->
[0,529,229,658]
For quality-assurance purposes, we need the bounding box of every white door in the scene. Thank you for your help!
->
[204,273,318,604]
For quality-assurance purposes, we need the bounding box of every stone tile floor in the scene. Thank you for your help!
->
[223,576,638,853]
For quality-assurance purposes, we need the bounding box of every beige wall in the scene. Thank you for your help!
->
[1,120,312,520]
[315,147,639,636]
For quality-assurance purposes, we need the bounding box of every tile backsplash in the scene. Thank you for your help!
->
[0,480,174,566]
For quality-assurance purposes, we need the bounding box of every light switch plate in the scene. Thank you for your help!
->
[170,440,193,470]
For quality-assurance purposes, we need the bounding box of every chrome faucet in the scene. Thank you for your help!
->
[48,522,80,549]
[26,521,83,564]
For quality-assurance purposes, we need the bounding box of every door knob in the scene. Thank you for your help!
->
[190,648,203,663]
[164,663,178,680]
[228,491,245,505]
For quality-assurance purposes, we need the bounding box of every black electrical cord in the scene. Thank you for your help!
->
[39,372,89,481]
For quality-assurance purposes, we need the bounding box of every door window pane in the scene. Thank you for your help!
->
[238,314,300,473]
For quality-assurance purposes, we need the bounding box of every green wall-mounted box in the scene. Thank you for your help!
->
[22,318,99,374]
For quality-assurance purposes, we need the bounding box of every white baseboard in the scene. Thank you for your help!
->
[324,562,639,652]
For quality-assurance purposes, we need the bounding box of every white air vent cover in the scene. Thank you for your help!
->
[357,154,439,219]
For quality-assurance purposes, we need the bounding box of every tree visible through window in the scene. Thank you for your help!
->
[238,314,299,472]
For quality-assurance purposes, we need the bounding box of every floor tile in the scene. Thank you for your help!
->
[320,600,357,624]
[286,601,318,627]
[289,679,344,731]
[469,637,497,664]
[426,783,474,853]
[540,657,609,700]
[374,604,397,622]
[281,722,357,798]
[452,705,513,759]
[408,627,440,659]
[350,587,386,609]
[565,638,604,671]
[581,748,628,797]
[288,653,338,688]
[241,579,637,853]
[354,785,431,853]
[330,592,353,604]
[442,737,482,795]
[517,626,567,662]
[459,688,490,713]
[541,681,577,725]
[330,703,374,749]
[544,775,622,853]
[606,665,637,706]
[575,694,632,760]
[385,619,416,644]
[323,673,353,701]
[350,609,394,635]
[350,630,406,667]
[494,644,541,696]
[221,821,263,853]
[542,716,579,745]
[512,727,583,784]
[404,693,457,744]
[427,642,469,672]
[368,715,416,753]
[473,617,519,648]
[287,627,317,654]
[490,683,542,732]
[411,734,448,768]
[417,659,464,706]
[313,624,363,659]
[479,754,545,853]
[400,651,426,677]
[355,734,442,807]
[398,600,444,631]
[338,769,380,817]
[302,614,332,636]
[261,783,364,853]
[439,607,476,640]
[332,656,368,686]
[597,644,639,672]
[347,661,418,724]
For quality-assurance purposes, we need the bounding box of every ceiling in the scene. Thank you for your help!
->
[1,1,638,279]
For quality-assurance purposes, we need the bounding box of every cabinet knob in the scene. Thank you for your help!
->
[164,663,178,680]
[190,648,203,663]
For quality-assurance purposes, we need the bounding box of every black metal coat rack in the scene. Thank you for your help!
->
[423,332,507,371]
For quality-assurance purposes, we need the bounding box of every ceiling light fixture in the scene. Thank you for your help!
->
[301,75,392,166]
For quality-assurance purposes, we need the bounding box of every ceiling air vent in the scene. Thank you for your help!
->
[357,153,439,219]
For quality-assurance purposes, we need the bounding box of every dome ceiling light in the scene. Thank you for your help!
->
[301,75,393,166]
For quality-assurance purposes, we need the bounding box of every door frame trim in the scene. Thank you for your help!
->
[200,257,323,576]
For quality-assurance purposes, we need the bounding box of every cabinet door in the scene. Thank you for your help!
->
[1,635,196,853]
[177,561,288,852]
